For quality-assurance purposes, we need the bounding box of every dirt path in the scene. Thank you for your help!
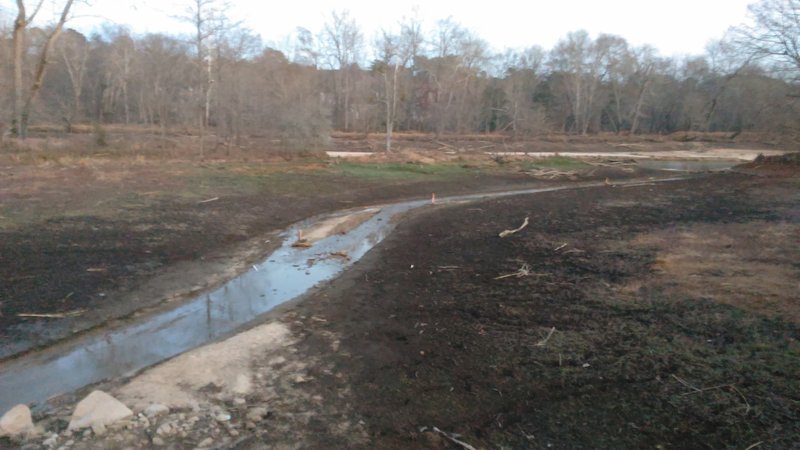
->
[9,169,798,449]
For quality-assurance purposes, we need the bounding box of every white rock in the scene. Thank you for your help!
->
[0,404,35,437]
[215,413,231,422]
[43,433,59,448]
[156,423,173,436]
[198,437,214,448]
[246,407,268,422]
[91,422,107,436]
[144,404,170,418]
[68,391,133,430]
[152,436,165,446]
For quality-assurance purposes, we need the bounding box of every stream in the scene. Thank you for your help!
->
[0,168,727,412]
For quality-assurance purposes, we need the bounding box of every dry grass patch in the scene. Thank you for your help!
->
[629,221,800,322]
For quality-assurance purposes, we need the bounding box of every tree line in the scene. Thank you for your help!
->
[1,0,798,149]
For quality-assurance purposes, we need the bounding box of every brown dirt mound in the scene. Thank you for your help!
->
[753,151,800,165]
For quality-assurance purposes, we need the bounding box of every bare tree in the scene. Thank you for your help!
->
[58,29,89,130]
[293,27,320,67]
[732,0,800,79]
[320,10,363,131]
[11,0,44,137]
[178,0,234,156]
[499,46,547,136]
[103,27,136,124]
[374,30,411,151]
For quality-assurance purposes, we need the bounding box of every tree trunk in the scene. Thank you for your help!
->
[12,1,27,136]
[19,0,75,139]
[630,77,651,134]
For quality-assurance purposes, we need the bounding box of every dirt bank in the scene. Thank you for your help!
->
[8,167,798,449]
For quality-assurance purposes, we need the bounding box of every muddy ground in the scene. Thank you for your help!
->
[273,170,800,449]
[3,155,647,359]
[6,166,798,450]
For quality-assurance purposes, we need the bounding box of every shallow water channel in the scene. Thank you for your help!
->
[636,159,737,172]
[0,176,695,412]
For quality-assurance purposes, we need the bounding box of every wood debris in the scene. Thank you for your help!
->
[197,197,219,204]
[499,216,529,238]
[535,327,557,347]
[292,229,311,248]
[18,309,86,319]
[330,251,350,260]
[430,427,477,450]
[291,240,312,248]
[524,168,577,179]
[494,264,545,280]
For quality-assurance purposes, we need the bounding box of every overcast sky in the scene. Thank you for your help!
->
[3,0,755,57]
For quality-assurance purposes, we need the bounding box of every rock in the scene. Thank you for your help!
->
[156,423,173,436]
[152,436,165,446]
[233,398,246,406]
[198,437,214,448]
[91,423,106,436]
[246,407,268,422]
[68,391,133,431]
[144,404,170,418]
[0,404,35,437]
[215,413,231,422]
[43,433,59,448]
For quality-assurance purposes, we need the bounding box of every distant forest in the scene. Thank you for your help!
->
[1,0,799,148]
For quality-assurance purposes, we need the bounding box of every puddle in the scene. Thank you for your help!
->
[636,160,736,172]
[0,178,683,412]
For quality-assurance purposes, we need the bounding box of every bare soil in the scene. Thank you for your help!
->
[267,170,799,449]
[0,153,642,359]
[1,141,798,449]
[6,166,797,450]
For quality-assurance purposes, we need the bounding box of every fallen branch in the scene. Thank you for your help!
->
[292,230,312,248]
[673,375,751,414]
[535,327,557,347]
[499,216,529,238]
[432,427,477,450]
[494,264,546,280]
[433,140,456,150]
[554,243,568,252]
[18,310,86,319]
[671,374,701,392]
[197,196,219,204]
[330,251,350,260]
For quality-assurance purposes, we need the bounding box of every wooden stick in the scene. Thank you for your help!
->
[432,427,477,450]
[671,374,701,392]
[535,327,556,347]
[198,197,219,204]
[499,216,529,238]
[18,310,86,319]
